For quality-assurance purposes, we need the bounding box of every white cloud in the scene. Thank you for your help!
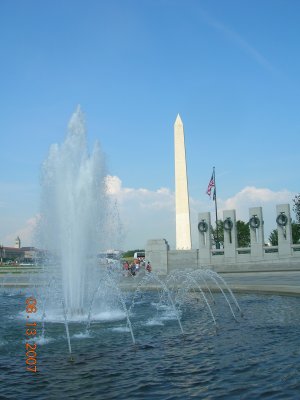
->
[214,186,296,241]
[2,178,295,251]
[105,178,296,250]
[223,186,292,207]
[106,175,174,209]
[218,186,294,220]
[105,175,175,249]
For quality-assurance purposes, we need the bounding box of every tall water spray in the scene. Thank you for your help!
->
[39,107,109,316]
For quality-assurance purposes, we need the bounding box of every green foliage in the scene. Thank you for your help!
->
[211,220,224,246]
[268,229,278,246]
[292,222,300,243]
[211,220,250,248]
[293,194,300,223]
[268,222,300,245]
[236,220,250,247]
[122,249,145,258]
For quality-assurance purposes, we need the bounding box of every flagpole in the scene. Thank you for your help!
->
[213,166,220,249]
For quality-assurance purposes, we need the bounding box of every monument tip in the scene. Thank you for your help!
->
[174,114,183,126]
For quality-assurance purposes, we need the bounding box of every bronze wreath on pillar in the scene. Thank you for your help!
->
[249,215,260,229]
[198,220,208,233]
[224,217,233,231]
[276,213,288,227]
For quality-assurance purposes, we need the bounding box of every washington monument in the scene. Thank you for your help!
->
[174,114,192,250]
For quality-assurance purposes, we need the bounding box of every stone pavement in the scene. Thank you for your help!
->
[219,270,300,296]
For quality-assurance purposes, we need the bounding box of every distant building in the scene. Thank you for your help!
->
[0,237,44,264]
[2,246,23,262]
[15,236,21,249]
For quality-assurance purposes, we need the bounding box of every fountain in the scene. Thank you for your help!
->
[38,106,109,317]
[29,106,244,350]
[1,108,299,399]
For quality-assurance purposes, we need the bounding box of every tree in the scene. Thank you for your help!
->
[268,229,278,246]
[293,194,300,223]
[211,220,224,247]
[122,249,144,258]
[236,220,250,247]
[292,222,300,243]
[268,222,300,245]
[211,220,250,248]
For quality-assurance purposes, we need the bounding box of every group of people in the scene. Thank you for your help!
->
[123,259,152,277]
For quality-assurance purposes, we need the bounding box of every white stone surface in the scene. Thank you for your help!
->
[145,239,168,275]
[249,206,264,259]
[198,212,212,264]
[223,210,237,262]
[146,205,300,275]
[174,114,192,250]
[168,249,198,272]
[276,204,292,257]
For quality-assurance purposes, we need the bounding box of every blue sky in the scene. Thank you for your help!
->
[0,0,299,249]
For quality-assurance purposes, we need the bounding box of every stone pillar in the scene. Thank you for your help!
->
[198,212,211,265]
[223,210,237,262]
[249,207,264,259]
[174,114,192,250]
[145,239,169,275]
[276,204,292,257]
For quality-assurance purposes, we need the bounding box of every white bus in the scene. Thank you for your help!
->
[133,251,145,260]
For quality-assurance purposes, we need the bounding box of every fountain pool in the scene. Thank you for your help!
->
[0,288,299,399]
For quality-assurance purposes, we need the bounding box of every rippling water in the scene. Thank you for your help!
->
[0,290,300,399]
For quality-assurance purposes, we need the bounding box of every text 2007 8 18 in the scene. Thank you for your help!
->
[25,297,38,372]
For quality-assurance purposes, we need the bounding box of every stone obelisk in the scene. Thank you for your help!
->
[174,114,192,249]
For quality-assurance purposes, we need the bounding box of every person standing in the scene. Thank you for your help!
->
[146,261,152,273]
[130,262,136,276]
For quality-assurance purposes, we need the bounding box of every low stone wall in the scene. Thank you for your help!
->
[168,250,198,271]
[210,258,300,273]
[146,239,300,275]
[146,203,300,275]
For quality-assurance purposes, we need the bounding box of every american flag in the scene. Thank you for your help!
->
[206,173,215,197]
